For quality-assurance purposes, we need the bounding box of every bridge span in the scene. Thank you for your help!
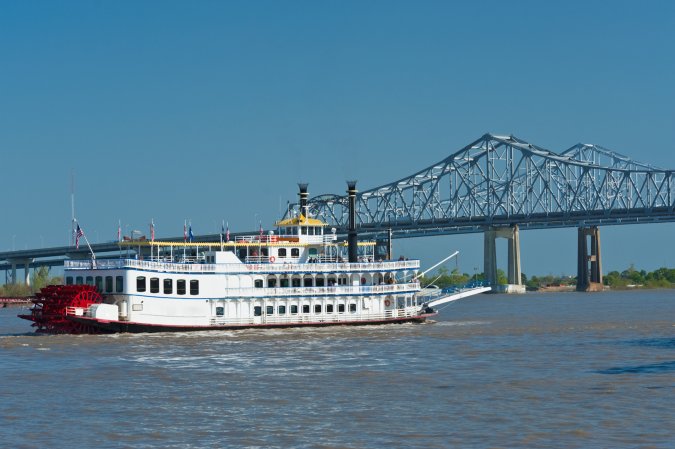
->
[298,133,675,291]
[1,134,673,292]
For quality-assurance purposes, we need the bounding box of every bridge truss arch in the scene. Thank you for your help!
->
[297,133,675,237]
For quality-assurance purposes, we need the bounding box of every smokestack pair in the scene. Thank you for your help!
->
[298,182,358,263]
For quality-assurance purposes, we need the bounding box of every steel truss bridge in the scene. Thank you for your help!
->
[1,133,673,290]
[297,133,675,237]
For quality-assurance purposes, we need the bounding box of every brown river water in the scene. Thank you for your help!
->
[1,289,674,448]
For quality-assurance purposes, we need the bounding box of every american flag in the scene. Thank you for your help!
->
[226,222,230,242]
[150,219,155,242]
[183,221,187,242]
[75,224,84,249]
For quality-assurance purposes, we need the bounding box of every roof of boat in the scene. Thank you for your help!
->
[274,214,327,227]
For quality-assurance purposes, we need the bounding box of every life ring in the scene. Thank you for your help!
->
[269,256,276,263]
[384,299,391,307]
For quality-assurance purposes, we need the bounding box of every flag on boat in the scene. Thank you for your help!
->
[183,221,187,242]
[189,224,194,243]
[150,219,155,242]
[259,222,263,238]
[117,221,121,243]
[75,224,84,249]
[226,222,230,242]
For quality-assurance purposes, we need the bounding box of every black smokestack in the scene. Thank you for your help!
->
[298,183,309,217]
[347,180,358,263]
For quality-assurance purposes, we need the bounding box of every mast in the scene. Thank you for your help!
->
[70,170,76,246]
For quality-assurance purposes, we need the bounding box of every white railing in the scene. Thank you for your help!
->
[65,258,420,274]
[244,260,420,273]
[209,307,421,326]
[65,306,87,316]
[222,282,419,298]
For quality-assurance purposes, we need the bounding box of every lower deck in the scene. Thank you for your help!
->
[69,308,434,333]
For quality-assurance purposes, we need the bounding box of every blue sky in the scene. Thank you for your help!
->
[1,1,674,276]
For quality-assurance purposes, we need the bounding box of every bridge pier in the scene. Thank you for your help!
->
[577,226,603,291]
[484,225,525,293]
[7,258,33,285]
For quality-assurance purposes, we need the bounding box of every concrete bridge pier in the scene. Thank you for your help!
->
[7,258,33,285]
[484,225,525,293]
[577,226,603,291]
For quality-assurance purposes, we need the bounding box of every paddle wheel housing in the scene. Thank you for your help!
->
[18,285,104,334]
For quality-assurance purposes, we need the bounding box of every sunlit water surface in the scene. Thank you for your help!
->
[1,290,674,448]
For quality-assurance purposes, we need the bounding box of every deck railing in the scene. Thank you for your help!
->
[64,258,420,274]
[221,282,420,298]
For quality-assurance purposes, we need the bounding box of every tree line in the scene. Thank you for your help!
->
[419,266,675,290]
[0,267,62,297]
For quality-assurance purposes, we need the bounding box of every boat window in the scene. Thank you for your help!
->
[163,278,173,294]
[302,305,310,313]
[266,306,273,315]
[338,304,345,313]
[216,307,224,316]
[254,280,263,288]
[291,248,300,257]
[254,306,262,317]
[136,276,146,292]
[105,276,113,292]
[95,276,103,291]
[268,279,277,288]
[280,278,289,287]
[150,278,160,293]
[326,304,333,313]
[314,304,322,314]
[291,278,301,287]
[290,305,298,314]
[349,303,356,313]
[278,305,286,314]
[301,226,308,235]
[86,276,94,286]
[261,247,269,257]
[304,278,313,287]
[190,280,199,295]
[76,276,83,285]
[315,278,324,287]
[66,276,73,285]
[278,248,287,258]
[177,279,186,295]
[116,276,123,292]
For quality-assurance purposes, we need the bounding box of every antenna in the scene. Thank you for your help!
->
[70,170,76,246]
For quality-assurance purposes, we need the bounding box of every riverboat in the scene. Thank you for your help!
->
[19,184,490,333]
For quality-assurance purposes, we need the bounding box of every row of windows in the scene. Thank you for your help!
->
[254,277,349,288]
[237,247,302,259]
[136,276,199,295]
[245,303,357,317]
[278,226,323,236]
[66,276,123,293]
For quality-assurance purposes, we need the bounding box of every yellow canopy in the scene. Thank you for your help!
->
[275,213,327,227]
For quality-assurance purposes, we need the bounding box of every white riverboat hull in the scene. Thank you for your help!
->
[67,311,436,333]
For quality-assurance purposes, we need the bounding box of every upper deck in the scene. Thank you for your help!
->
[64,257,420,274]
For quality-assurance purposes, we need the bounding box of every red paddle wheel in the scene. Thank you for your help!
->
[18,285,104,334]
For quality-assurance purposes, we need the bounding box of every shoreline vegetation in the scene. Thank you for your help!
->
[1,266,673,298]
[419,266,675,292]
